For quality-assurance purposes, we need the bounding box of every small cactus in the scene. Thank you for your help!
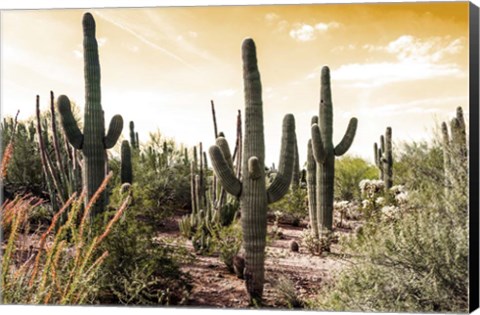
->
[290,240,299,252]
[121,140,133,184]
[233,255,245,279]
[129,121,137,149]
[373,127,393,189]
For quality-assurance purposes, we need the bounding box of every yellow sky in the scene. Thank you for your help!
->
[1,2,470,166]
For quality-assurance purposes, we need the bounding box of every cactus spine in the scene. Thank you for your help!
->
[311,66,357,242]
[58,13,123,217]
[209,38,296,303]
[121,140,133,184]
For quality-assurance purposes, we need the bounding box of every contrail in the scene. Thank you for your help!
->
[93,10,198,70]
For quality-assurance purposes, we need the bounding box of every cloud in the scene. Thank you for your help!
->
[355,96,468,118]
[386,35,464,63]
[332,61,463,88]
[289,22,341,42]
[307,35,466,87]
[289,23,316,41]
[93,10,196,70]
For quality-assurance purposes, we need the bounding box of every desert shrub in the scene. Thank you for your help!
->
[96,187,193,305]
[211,219,243,272]
[309,136,468,313]
[270,187,308,226]
[1,177,129,304]
[1,117,43,196]
[273,275,303,308]
[393,140,444,194]
[335,155,378,202]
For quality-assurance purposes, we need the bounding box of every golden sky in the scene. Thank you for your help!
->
[1,2,470,165]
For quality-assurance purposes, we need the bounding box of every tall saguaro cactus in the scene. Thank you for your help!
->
[311,66,357,241]
[209,38,296,304]
[58,13,123,217]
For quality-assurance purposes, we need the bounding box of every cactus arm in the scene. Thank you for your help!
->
[306,139,318,238]
[267,114,296,204]
[374,142,379,165]
[311,123,326,163]
[216,137,234,171]
[57,95,83,150]
[104,115,124,149]
[334,117,358,156]
[209,145,242,197]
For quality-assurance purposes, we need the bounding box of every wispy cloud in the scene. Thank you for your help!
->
[93,10,197,70]
[332,61,463,88]
[308,35,465,87]
[356,96,468,118]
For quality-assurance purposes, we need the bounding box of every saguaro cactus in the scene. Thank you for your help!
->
[311,66,357,241]
[129,121,137,149]
[209,38,296,304]
[441,106,467,195]
[121,140,133,184]
[373,127,393,189]
[58,13,123,217]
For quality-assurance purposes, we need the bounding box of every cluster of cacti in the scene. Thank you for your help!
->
[58,13,123,218]
[209,38,296,304]
[180,113,242,253]
[309,66,358,246]
[35,91,83,215]
[441,106,467,196]
[373,127,393,189]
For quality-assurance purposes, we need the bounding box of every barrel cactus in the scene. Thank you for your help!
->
[209,38,296,304]
[311,66,357,243]
[58,13,123,217]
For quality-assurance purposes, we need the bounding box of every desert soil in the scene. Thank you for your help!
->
[157,213,358,309]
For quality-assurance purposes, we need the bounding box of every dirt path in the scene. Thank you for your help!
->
[157,215,355,308]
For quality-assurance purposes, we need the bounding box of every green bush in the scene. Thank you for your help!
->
[96,191,193,305]
[335,155,377,201]
[310,137,468,313]
[270,187,308,226]
[1,118,43,195]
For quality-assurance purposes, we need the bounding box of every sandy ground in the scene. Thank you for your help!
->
[157,213,358,309]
